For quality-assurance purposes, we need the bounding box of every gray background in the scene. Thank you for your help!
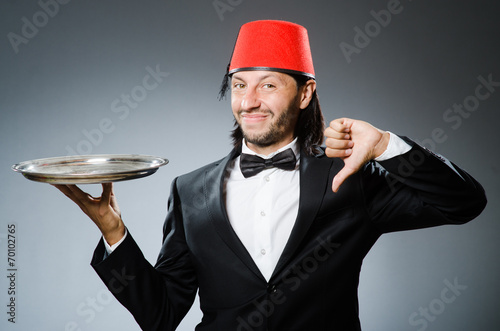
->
[1,0,499,330]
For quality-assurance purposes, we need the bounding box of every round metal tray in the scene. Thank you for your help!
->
[12,154,168,184]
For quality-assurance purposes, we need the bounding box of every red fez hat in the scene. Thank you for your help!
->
[228,20,315,78]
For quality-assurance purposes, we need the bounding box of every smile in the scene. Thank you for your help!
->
[241,112,270,123]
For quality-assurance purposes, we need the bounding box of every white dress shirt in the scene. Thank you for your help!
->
[105,132,412,281]
[224,138,301,281]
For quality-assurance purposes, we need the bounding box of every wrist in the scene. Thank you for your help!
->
[373,131,391,159]
[102,223,126,246]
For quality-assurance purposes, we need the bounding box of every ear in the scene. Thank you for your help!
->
[299,79,317,110]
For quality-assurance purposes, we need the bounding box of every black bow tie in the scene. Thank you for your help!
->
[240,148,297,178]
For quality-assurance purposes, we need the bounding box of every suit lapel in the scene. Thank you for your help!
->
[204,148,266,281]
[271,149,333,279]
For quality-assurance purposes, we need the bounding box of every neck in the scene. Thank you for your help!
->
[245,137,295,156]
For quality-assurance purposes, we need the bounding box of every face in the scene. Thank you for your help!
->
[231,71,307,152]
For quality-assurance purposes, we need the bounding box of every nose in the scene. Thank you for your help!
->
[240,87,261,111]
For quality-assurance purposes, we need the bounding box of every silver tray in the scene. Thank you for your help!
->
[12,154,168,184]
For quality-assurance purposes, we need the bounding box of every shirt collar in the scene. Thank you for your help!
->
[241,138,300,161]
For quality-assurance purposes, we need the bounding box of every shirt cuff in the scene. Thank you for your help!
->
[374,132,412,161]
[103,228,128,256]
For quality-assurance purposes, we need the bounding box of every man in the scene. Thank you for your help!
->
[55,20,486,330]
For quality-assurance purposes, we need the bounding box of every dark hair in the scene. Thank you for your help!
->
[226,73,325,156]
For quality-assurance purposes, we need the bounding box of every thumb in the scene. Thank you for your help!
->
[341,118,353,131]
[100,183,112,215]
[331,166,355,193]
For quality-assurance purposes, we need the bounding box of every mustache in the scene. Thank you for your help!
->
[238,109,273,116]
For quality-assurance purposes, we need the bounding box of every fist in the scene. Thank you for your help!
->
[324,118,390,192]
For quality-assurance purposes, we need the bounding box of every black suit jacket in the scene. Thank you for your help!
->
[91,138,486,330]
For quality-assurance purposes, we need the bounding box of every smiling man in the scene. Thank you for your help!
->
[55,20,486,330]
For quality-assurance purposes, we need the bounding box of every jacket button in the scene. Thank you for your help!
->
[267,284,277,293]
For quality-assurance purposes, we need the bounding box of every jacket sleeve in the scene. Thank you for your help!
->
[361,136,487,233]
[91,177,198,330]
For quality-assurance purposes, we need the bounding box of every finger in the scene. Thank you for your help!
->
[53,184,73,197]
[328,118,352,133]
[102,183,112,204]
[108,183,121,215]
[331,166,355,193]
[66,184,93,201]
[324,137,354,150]
[100,183,113,215]
[52,184,90,212]
[53,184,83,202]
[325,147,353,159]
[324,126,350,140]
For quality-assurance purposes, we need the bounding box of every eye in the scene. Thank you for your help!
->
[233,83,245,89]
[262,83,275,89]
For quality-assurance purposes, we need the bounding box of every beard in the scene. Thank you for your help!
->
[237,105,299,148]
